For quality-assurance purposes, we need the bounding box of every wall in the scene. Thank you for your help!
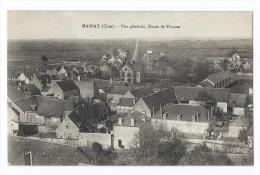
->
[189,100,201,106]
[217,102,227,112]
[113,125,140,149]
[78,133,112,148]
[233,107,245,116]
[152,119,209,136]
[227,126,246,138]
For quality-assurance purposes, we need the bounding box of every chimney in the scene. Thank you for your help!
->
[118,117,122,125]
[130,118,135,126]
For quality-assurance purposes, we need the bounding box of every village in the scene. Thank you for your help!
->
[7,43,253,165]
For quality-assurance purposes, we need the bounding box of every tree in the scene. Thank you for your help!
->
[218,58,230,71]
[179,143,233,165]
[192,59,216,83]
[173,58,194,82]
[132,123,186,165]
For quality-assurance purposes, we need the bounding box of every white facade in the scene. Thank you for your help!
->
[233,107,245,116]
[17,72,30,84]
[227,126,247,138]
[113,125,140,149]
[217,102,227,112]
[151,119,209,136]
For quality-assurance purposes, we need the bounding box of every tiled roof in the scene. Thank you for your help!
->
[92,79,125,90]
[108,85,131,95]
[118,98,135,107]
[154,103,209,122]
[173,86,230,102]
[205,71,236,85]
[13,96,39,112]
[13,95,74,118]
[23,84,41,95]
[120,63,143,72]
[37,96,74,118]
[56,80,79,92]
[8,86,30,101]
[140,87,177,114]
[228,93,247,108]
[129,87,154,99]
[122,111,147,127]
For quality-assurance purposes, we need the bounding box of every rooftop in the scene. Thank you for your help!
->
[173,86,230,102]
[154,103,209,122]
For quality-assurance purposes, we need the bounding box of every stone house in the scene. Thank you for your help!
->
[74,80,99,100]
[10,95,74,132]
[48,80,80,100]
[119,63,143,85]
[133,87,177,118]
[17,72,34,84]
[173,86,230,112]
[113,111,147,149]
[117,87,154,114]
[151,103,212,136]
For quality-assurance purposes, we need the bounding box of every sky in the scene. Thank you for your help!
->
[8,11,253,40]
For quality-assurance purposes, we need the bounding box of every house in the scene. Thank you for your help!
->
[201,71,236,88]
[173,86,230,112]
[152,103,211,136]
[227,115,249,138]
[228,93,247,116]
[113,111,147,149]
[74,80,99,100]
[57,65,68,78]
[29,74,51,91]
[17,72,34,84]
[56,110,112,148]
[133,87,177,118]
[48,80,80,100]
[10,95,74,133]
[56,111,80,140]
[119,63,143,85]
[117,87,154,113]
[107,85,131,103]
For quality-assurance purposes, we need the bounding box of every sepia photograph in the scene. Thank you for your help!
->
[6,11,253,166]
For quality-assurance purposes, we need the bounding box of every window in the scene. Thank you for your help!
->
[66,125,69,129]
[127,72,131,77]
